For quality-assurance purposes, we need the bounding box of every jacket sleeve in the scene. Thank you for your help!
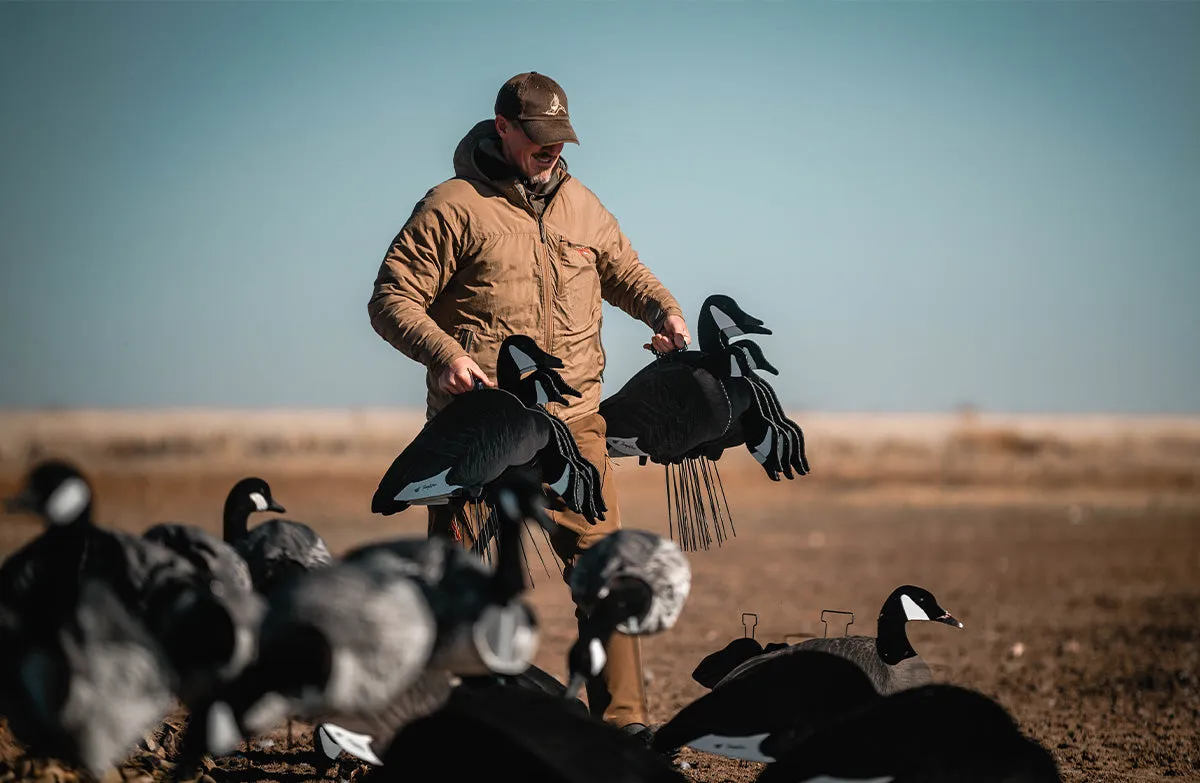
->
[367,194,468,371]
[595,213,685,332]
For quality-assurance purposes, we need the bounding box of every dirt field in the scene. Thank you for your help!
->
[0,410,1197,782]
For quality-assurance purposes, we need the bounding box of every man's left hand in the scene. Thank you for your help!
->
[644,314,692,353]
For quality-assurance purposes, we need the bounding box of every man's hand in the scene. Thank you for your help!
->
[438,356,495,394]
[644,314,692,353]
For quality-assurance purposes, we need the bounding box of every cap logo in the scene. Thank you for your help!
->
[544,93,567,116]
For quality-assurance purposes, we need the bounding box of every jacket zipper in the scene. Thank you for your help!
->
[537,213,553,356]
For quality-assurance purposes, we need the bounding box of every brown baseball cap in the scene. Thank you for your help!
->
[495,71,580,146]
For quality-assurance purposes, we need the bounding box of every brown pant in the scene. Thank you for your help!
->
[427,412,648,728]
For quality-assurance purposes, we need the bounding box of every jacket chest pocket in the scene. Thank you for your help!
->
[557,241,601,326]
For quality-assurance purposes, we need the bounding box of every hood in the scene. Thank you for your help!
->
[452,119,569,194]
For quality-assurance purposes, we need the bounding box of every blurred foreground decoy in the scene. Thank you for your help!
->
[599,294,809,552]
[563,529,692,701]
[365,684,688,783]
[755,683,1063,783]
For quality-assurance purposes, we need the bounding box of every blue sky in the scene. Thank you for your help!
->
[1,1,1196,413]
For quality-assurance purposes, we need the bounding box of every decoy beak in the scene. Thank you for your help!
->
[935,612,964,629]
[268,501,287,513]
[3,491,35,514]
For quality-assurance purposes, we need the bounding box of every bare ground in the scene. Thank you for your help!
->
[0,412,1197,782]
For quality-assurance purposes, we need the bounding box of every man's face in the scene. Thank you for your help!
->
[496,116,564,185]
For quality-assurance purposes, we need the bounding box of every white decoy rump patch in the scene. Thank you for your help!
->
[588,637,607,676]
[248,491,269,512]
[686,732,773,763]
[396,468,459,502]
[318,723,383,766]
[207,701,243,757]
[901,594,930,622]
[46,477,90,525]
[606,436,647,457]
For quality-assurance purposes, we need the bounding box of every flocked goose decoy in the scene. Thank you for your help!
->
[723,585,964,697]
[372,334,607,537]
[756,683,1063,783]
[0,460,255,705]
[599,294,809,551]
[311,470,553,769]
[563,529,692,701]
[184,549,439,766]
[220,477,334,597]
[2,579,177,779]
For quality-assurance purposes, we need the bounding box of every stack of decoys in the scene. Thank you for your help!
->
[599,294,809,552]
[371,334,606,578]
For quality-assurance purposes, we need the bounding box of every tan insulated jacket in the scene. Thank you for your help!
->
[368,120,684,422]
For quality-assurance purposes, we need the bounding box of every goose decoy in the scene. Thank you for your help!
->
[599,294,808,552]
[220,477,334,596]
[1,459,265,726]
[652,649,881,763]
[563,529,691,701]
[756,683,1063,783]
[724,586,963,696]
[310,470,555,771]
[365,683,688,783]
[371,334,607,534]
[691,634,791,690]
[3,579,176,779]
[184,552,439,766]
[142,522,254,596]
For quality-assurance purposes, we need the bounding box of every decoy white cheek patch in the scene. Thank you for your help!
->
[709,305,741,337]
[508,346,539,375]
[319,723,383,766]
[248,492,269,512]
[46,477,90,524]
[534,379,550,405]
[729,356,743,378]
[901,594,930,622]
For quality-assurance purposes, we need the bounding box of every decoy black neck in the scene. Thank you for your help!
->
[253,623,334,702]
[590,576,654,640]
[491,503,527,603]
[223,495,251,544]
[876,602,919,665]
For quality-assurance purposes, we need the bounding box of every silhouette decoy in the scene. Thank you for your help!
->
[599,294,809,552]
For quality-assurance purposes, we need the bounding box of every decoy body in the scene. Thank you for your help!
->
[365,684,688,783]
[598,294,808,551]
[723,586,963,696]
[756,683,1063,783]
[372,335,606,529]
[563,529,692,700]
[652,649,881,763]
[219,477,334,597]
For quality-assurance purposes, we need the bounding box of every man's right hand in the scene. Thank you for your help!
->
[438,356,495,395]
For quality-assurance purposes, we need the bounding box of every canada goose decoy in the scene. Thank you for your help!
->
[220,477,334,597]
[599,294,808,552]
[4,579,176,780]
[365,684,688,783]
[724,586,963,697]
[371,335,607,532]
[142,522,253,596]
[184,553,439,767]
[652,649,881,764]
[309,470,552,770]
[756,683,1063,783]
[563,529,691,701]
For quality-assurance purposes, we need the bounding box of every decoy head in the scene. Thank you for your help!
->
[727,340,779,376]
[499,335,563,373]
[569,529,692,635]
[512,366,582,408]
[698,294,772,351]
[882,585,963,629]
[4,458,94,527]
[227,477,286,515]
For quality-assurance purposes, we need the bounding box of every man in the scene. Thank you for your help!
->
[367,71,690,740]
